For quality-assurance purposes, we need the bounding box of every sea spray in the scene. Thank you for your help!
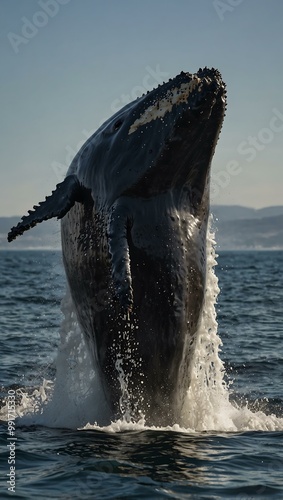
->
[38,289,111,428]
[15,288,111,428]
[181,220,235,430]
[181,219,283,432]
[113,317,145,422]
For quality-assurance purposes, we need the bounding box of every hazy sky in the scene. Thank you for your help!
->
[1,0,282,216]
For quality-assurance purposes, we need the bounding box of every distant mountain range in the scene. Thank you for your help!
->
[0,218,61,250]
[1,205,283,250]
[211,206,283,250]
[211,205,283,222]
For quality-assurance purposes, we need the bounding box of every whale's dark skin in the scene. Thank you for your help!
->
[8,68,226,425]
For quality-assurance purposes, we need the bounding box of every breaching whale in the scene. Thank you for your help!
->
[8,68,226,425]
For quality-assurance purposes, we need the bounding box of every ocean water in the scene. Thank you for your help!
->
[0,233,283,499]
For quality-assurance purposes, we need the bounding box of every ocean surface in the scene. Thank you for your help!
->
[0,237,283,499]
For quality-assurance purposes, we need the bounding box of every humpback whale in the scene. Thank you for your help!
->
[8,68,226,425]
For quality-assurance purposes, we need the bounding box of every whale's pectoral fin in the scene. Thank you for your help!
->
[108,204,133,312]
[8,175,83,242]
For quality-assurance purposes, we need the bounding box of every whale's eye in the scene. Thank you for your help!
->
[113,119,123,131]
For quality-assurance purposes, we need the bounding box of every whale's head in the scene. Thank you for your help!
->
[81,67,226,210]
[8,67,226,244]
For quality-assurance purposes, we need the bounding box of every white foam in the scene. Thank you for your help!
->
[16,291,111,429]
[178,227,283,432]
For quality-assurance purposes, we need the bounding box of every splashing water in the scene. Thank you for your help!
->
[178,224,283,432]
[2,220,283,432]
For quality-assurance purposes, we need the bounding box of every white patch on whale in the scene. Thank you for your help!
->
[128,75,201,135]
